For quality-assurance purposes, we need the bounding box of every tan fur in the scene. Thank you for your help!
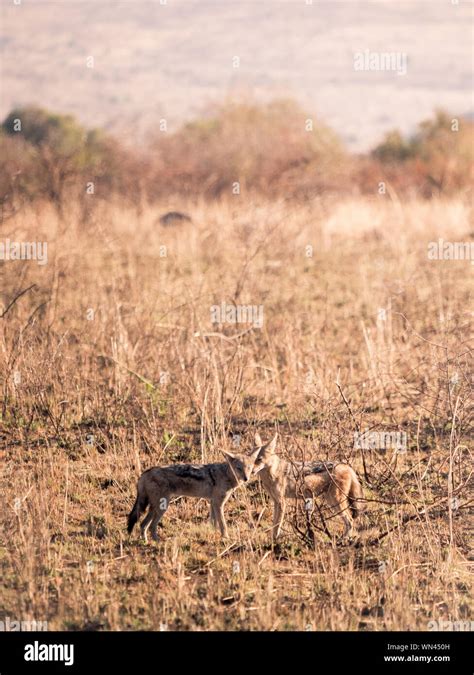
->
[127,447,262,541]
[253,433,364,541]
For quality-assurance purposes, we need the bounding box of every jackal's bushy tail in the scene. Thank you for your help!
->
[127,488,148,534]
[348,469,364,518]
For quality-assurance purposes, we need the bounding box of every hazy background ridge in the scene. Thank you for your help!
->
[1,0,473,149]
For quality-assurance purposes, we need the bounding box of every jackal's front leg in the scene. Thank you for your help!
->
[209,501,217,527]
[272,499,286,541]
[212,496,229,538]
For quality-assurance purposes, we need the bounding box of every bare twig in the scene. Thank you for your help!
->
[0,284,38,319]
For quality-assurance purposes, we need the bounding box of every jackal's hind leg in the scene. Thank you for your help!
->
[148,495,170,542]
[327,492,354,539]
[140,511,153,542]
[341,510,354,539]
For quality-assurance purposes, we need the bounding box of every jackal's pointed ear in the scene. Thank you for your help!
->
[254,432,263,447]
[250,445,262,460]
[223,451,236,462]
[267,433,278,453]
[259,433,277,457]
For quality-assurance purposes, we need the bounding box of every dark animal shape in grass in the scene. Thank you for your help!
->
[158,211,192,227]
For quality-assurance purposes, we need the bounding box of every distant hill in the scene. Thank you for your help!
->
[1,0,472,150]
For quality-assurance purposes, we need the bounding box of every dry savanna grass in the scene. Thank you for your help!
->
[0,195,472,631]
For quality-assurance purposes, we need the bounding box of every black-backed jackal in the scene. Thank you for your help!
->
[254,433,364,540]
[127,447,262,541]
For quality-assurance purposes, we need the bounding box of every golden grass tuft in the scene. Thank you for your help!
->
[1,195,472,630]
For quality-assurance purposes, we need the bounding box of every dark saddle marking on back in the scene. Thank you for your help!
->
[169,464,206,480]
